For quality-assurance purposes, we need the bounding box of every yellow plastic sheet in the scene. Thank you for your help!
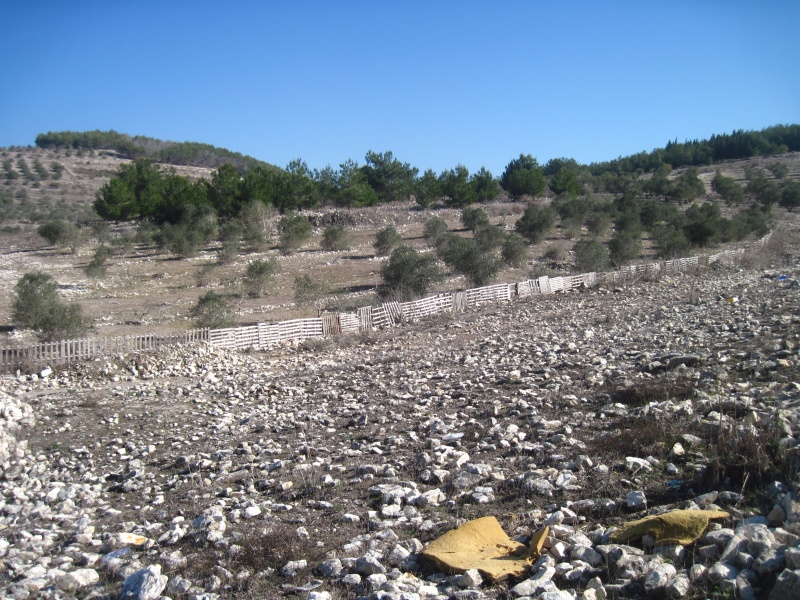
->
[611,509,729,546]
[421,516,548,582]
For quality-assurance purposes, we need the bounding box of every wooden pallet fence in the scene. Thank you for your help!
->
[452,291,468,311]
[370,304,391,329]
[517,279,539,298]
[385,301,403,324]
[357,306,373,331]
[339,313,360,334]
[465,283,512,306]
[258,323,281,346]
[4,233,774,373]
[371,302,403,329]
[321,314,341,335]
[548,277,566,293]
[1,329,209,373]
[399,294,451,322]
[278,318,324,342]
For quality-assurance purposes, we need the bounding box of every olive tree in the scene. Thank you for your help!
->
[12,272,89,340]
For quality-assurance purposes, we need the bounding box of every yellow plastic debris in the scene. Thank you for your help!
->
[611,509,729,546]
[421,516,548,582]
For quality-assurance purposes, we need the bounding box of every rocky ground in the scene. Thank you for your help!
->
[1,233,799,600]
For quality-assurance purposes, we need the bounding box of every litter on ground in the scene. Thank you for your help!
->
[611,509,730,546]
[421,516,548,581]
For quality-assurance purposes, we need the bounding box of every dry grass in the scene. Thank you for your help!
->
[698,428,797,497]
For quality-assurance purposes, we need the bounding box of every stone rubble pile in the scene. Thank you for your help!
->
[0,256,799,599]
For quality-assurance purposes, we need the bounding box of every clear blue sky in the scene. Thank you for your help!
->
[2,1,798,176]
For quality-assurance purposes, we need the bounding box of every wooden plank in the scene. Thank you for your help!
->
[340,313,360,333]
[538,276,552,294]
[322,314,340,335]
[371,305,391,329]
[357,306,373,331]
[452,291,467,311]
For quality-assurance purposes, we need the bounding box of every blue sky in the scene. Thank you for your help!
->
[2,1,798,176]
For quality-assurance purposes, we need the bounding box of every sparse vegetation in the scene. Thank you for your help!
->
[242,258,278,297]
[501,232,529,266]
[461,206,490,230]
[373,225,403,256]
[12,272,89,340]
[515,204,556,244]
[378,246,443,300]
[190,291,235,329]
[573,237,609,272]
[423,216,449,243]
[278,212,312,254]
[294,274,328,308]
[320,224,352,251]
[84,245,111,279]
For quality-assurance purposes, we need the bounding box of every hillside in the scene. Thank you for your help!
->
[0,234,798,599]
[0,145,217,225]
[1,144,800,346]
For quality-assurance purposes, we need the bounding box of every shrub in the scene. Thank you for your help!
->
[374,226,403,256]
[294,275,328,308]
[768,162,789,179]
[555,196,591,222]
[461,206,490,230]
[780,180,800,212]
[90,221,111,243]
[217,223,242,264]
[190,291,235,329]
[515,205,555,244]
[615,210,643,236]
[135,221,158,246]
[712,171,746,204]
[37,220,81,251]
[111,232,135,256]
[573,238,609,273]
[195,263,217,287]
[279,212,312,254]
[747,175,781,205]
[560,216,584,240]
[243,258,278,297]
[453,243,501,287]
[501,232,529,267]
[217,239,240,264]
[156,223,202,258]
[378,246,443,300]
[84,246,111,279]
[435,231,470,268]
[239,200,278,252]
[585,210,612,236]
[640,200,683,230]
[12,272,89,341]
[683,203,722,247]
[608,231,641,267]
[473,223,505,251]
[423,216,449,243]
[652,225,691,259]
[321,225,352,251]
[37,220,69,245]
[742,203,772,237]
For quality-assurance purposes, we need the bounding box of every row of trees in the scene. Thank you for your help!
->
[94,152,590,225]
[39,125,800,202]
[589,124,800,176]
